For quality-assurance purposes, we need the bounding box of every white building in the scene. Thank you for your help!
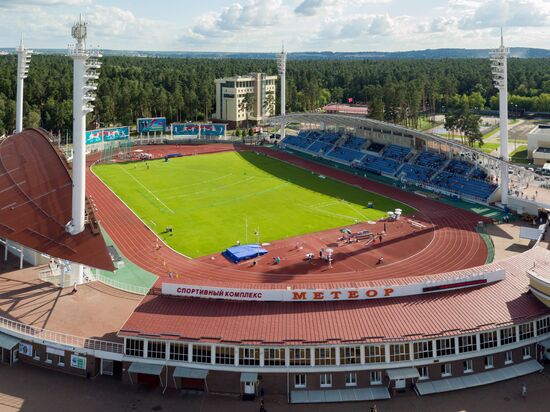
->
[213,73,277,126]
[528,125,550,166]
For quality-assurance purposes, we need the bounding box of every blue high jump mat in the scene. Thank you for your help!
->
[222,244,268,263]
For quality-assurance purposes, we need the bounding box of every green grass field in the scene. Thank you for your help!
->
[93,151,413,257]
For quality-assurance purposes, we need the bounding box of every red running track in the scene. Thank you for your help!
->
[86,145,488,289]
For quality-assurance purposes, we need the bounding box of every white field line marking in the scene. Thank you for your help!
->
[200,182,290,208]
[154,173,232,194]
[307,204,358,221]
[343,201,369,221]
[165,176,255,200]
[117,165,175,214]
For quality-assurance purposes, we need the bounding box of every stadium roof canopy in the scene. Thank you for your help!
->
[268,113,550,183]
[0,128,114,271]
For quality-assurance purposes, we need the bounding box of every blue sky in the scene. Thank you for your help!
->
[0,0,549,51]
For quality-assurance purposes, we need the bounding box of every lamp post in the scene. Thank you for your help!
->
[490,29,510,205]
[277,44,287,140]
[15,36,32,133]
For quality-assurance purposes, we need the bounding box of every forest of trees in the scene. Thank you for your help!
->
[1,54,550,137]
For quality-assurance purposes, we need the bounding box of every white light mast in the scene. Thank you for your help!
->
[67,15,101,235]
[490,29,509,205]
[15,35,32,133]
[277,44,287,139]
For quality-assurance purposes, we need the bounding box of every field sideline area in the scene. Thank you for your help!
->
[93,151,413,258]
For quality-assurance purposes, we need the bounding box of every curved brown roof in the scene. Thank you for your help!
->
[0,128,114,271]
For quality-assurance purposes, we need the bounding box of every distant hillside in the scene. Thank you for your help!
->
[1,47,550,60]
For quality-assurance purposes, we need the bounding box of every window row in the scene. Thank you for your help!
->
[294,371,382,389]
[124,319,546,364]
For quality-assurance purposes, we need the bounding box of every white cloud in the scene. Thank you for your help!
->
[1,0,550,52]
[459,0,550,29]
[295,0,392,17]
[183,0,291,46]
[295,0,325,16]
[0,0,91,7]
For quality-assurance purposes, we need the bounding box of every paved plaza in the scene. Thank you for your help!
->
[0,362,549,412]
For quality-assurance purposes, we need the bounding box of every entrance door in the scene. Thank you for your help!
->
[101,359,114,376]
[137,373,160,388]
[1,348,9,364]
[243,381,256,400]
[395,378,406,390]
[181,378,205,391]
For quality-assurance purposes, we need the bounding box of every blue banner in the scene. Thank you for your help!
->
[138,117,166,133]
[200,124,226,137]
[85,129,102,145]
[172,124,200,136]
[103,126,129,142]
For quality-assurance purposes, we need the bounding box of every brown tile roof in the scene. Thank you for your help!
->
[0,128,114,271]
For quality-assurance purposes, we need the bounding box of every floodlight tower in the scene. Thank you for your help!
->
[277,44,287,139]
[67,15,101,236]
[15,36,32,133]
[490,30,510,205]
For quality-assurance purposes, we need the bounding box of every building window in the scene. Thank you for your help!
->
[289,348,308,366]
[418,366,429,380]
[536,317,550,335]
[215,347,235,365]
[170,342,188,361]
[519,323,534,341]
[505,350,513,364]
[239,347,260,366]
[125,339,144,357]
[463,359,473,373]
[365,345,385,363]
[389,343,410,362]
[522,346,531,359]
[480,331,497,349]
[340,346,361,364]
[147,341,166,359]
[501,327,517,345]
[458,335,477,353]
[315,348,336,366]
[45,352,53,364]
[343,372,357,387]
[192,345,211,363]
[294,374,306,388]
[413,341,433,359]
[370,370,382,385]
[320,373,332,388]
[436,338,455,357]
[58,356,65,367]
[484,355,494,369]
[441,363,452,377]
[264,348,285,366]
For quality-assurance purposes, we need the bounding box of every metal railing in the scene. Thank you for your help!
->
[91,271,150,296]
[38,267,62,287]
[0,315,124,354]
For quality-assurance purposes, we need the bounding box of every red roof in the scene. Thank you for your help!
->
[324,104,369,115]
[119,247,550,344]
[0,128,114,271]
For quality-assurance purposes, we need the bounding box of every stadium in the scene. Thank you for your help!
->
[2,20,550,407]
